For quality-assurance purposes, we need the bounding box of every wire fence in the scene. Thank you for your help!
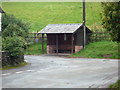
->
[90,31,111,42]
[25,33,47,45]
[26,31,111,45]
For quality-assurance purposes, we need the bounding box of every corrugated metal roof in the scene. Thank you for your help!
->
[38,24,83,34]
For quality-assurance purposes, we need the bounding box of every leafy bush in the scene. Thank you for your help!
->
[101,2,120,42]
[2,14,30,65]
[2,14,29,38]
[2,37,27,57]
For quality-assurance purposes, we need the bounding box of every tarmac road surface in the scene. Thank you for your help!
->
[2,55,119,88]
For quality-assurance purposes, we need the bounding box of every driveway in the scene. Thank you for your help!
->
[2,55,119,88]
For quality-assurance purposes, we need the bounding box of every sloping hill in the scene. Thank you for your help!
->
[2,2,102,32]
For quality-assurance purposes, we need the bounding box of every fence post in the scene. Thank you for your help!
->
[90,31,111,42]
[42,34,44,54]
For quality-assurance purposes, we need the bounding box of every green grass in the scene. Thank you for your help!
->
[24,42,47,55]
[1,61,28,70]
[109,80,120,89]
[70,41,119,59]
[2,2,102,32]
[25,41,119,59]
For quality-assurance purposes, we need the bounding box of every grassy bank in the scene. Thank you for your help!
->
[109,80,120,89]
[25,41,119,59]
[70,41,119,59]
[3,2,102,32]
[25,42,47,55]
[1,61,28,70]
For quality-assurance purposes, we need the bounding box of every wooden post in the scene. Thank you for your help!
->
[71,35,74,53]
[36,31,39,43]
[83,0,86,25]
[34,33,36,43]
[42,34,44,54]
[56,34,58,53]
[83,0,86,48]
[0,13,1,32]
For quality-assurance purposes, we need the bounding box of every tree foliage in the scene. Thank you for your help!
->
[2,14,30,58]
[101,2,120,42]
[2,37,26,57]
[2,14,29,38]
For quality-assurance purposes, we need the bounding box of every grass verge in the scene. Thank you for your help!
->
[70,41,119,59]
[1,61,28,70]
[25,42,47,55]
[109,80,120,89]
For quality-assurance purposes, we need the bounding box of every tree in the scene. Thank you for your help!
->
[2,14,30,66]
[2,14,29,38]
[101,2,120,42]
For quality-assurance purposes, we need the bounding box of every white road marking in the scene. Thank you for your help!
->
[26,70,35,72]
[15,71,24,74]
[24,60,28,63]
[2,73,11,76]
[2,70,35,76]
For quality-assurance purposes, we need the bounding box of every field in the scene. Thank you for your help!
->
[2,2,102,32]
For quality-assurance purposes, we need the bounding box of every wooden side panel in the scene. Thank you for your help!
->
[75,27,90,46]
[47,34,75,52]
[75,29,84,46]
[58,34,72,45]
[47,34,74,45]
[47,34,56,45]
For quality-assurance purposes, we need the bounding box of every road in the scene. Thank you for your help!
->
[2,55,119,88]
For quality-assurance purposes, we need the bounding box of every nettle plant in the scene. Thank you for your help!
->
[2,14,30,58]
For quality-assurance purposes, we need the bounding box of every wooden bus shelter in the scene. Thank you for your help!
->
[38,24,92,54]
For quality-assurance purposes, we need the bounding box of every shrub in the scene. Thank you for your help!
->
[101,2,120,42]
[2,37,27,57]
[2,14,29,38]
[2,14,30,66]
